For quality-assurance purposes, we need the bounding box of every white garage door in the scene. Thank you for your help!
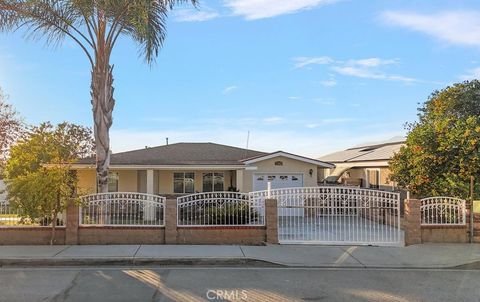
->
[253,173,303,191]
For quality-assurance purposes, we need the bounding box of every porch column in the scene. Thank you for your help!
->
[147,170,154,194]
[236,170,244,192]
[144,169,155,222]
[364,169,369,188]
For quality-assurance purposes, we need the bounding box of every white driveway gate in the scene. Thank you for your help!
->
[253,186,402,246]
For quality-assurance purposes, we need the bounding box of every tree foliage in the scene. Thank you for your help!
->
[4,122,94,243]
[0,88,23,166]
[5,122,94,178]
[389,80,480,198]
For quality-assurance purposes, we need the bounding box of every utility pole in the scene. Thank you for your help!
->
[244,131,250,158]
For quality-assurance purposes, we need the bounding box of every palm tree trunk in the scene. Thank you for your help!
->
[91,57,115,194]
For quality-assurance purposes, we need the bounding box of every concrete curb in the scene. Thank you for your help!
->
[453,260,480,270]
[0,258,284,268]
[1,257,479,269]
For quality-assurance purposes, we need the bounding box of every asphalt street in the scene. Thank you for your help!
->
[0,267,479,302]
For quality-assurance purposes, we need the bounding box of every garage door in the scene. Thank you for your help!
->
[253,173,303,191]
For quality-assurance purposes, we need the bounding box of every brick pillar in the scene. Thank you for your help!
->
[165,198,177,244]
[65,200,79,245]
[265,198,278,244]
[404,199,421,246]
[472,201,480,243]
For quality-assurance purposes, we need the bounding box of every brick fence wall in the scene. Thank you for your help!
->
[0,199,278,245]
[78,227,165,245]
[0,227,66,245]
[468,210,480,244]
[1,198,478,246]
[404,199,476,245]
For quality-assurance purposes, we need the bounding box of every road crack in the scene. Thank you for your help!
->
[51,270,82,302]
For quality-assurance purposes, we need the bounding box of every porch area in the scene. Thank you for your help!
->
[77,168,246,197]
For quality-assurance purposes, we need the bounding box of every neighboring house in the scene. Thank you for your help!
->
[318,137,405,191]
[73,142,334,196]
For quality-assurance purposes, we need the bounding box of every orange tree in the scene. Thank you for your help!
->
[389,80,480,198]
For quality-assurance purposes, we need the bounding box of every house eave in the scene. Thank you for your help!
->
[243,151,334,168]
[69,164,247,170]
[329,160,390,168]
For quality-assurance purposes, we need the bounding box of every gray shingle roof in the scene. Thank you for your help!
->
[77,143,268,166]
[318,139,405,163]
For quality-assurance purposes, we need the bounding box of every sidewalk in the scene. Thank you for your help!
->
[0,244,479,269]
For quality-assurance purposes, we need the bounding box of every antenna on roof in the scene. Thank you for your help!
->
[166,137,169,146]
[245,130,250,158]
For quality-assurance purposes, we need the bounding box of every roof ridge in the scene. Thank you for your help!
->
[107,142,267,156]
[346,140,404,151]
[75,142,270,165]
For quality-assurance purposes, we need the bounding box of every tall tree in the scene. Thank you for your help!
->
[4,122,94,244]
[0,0,197,192]
[0,87,23,167]
[389,80,480,198]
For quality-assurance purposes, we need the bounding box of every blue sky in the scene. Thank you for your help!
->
[1,0,480,157]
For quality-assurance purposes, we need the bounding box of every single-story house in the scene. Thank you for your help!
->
[73,142,334,196]
[317,137,405,191]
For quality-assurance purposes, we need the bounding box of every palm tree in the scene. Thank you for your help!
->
[0,0,197,192]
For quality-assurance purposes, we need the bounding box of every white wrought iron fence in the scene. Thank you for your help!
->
[251,186,401,245]
[80,192,165,226]
[177,192,265,226]
[420,197,466,225]
[250,186,400,215]
[0,200,65,227]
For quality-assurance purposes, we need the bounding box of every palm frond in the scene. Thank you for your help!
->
[0,0,94,65]
[0,0,197,65]
[109,0,197,64]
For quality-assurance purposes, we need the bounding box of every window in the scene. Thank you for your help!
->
[174,172,195,194]
[108,172,119,192]
[366,169,380,189]
[274,161,283,166]
[98,172,118,192]
[203,172,224,192]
